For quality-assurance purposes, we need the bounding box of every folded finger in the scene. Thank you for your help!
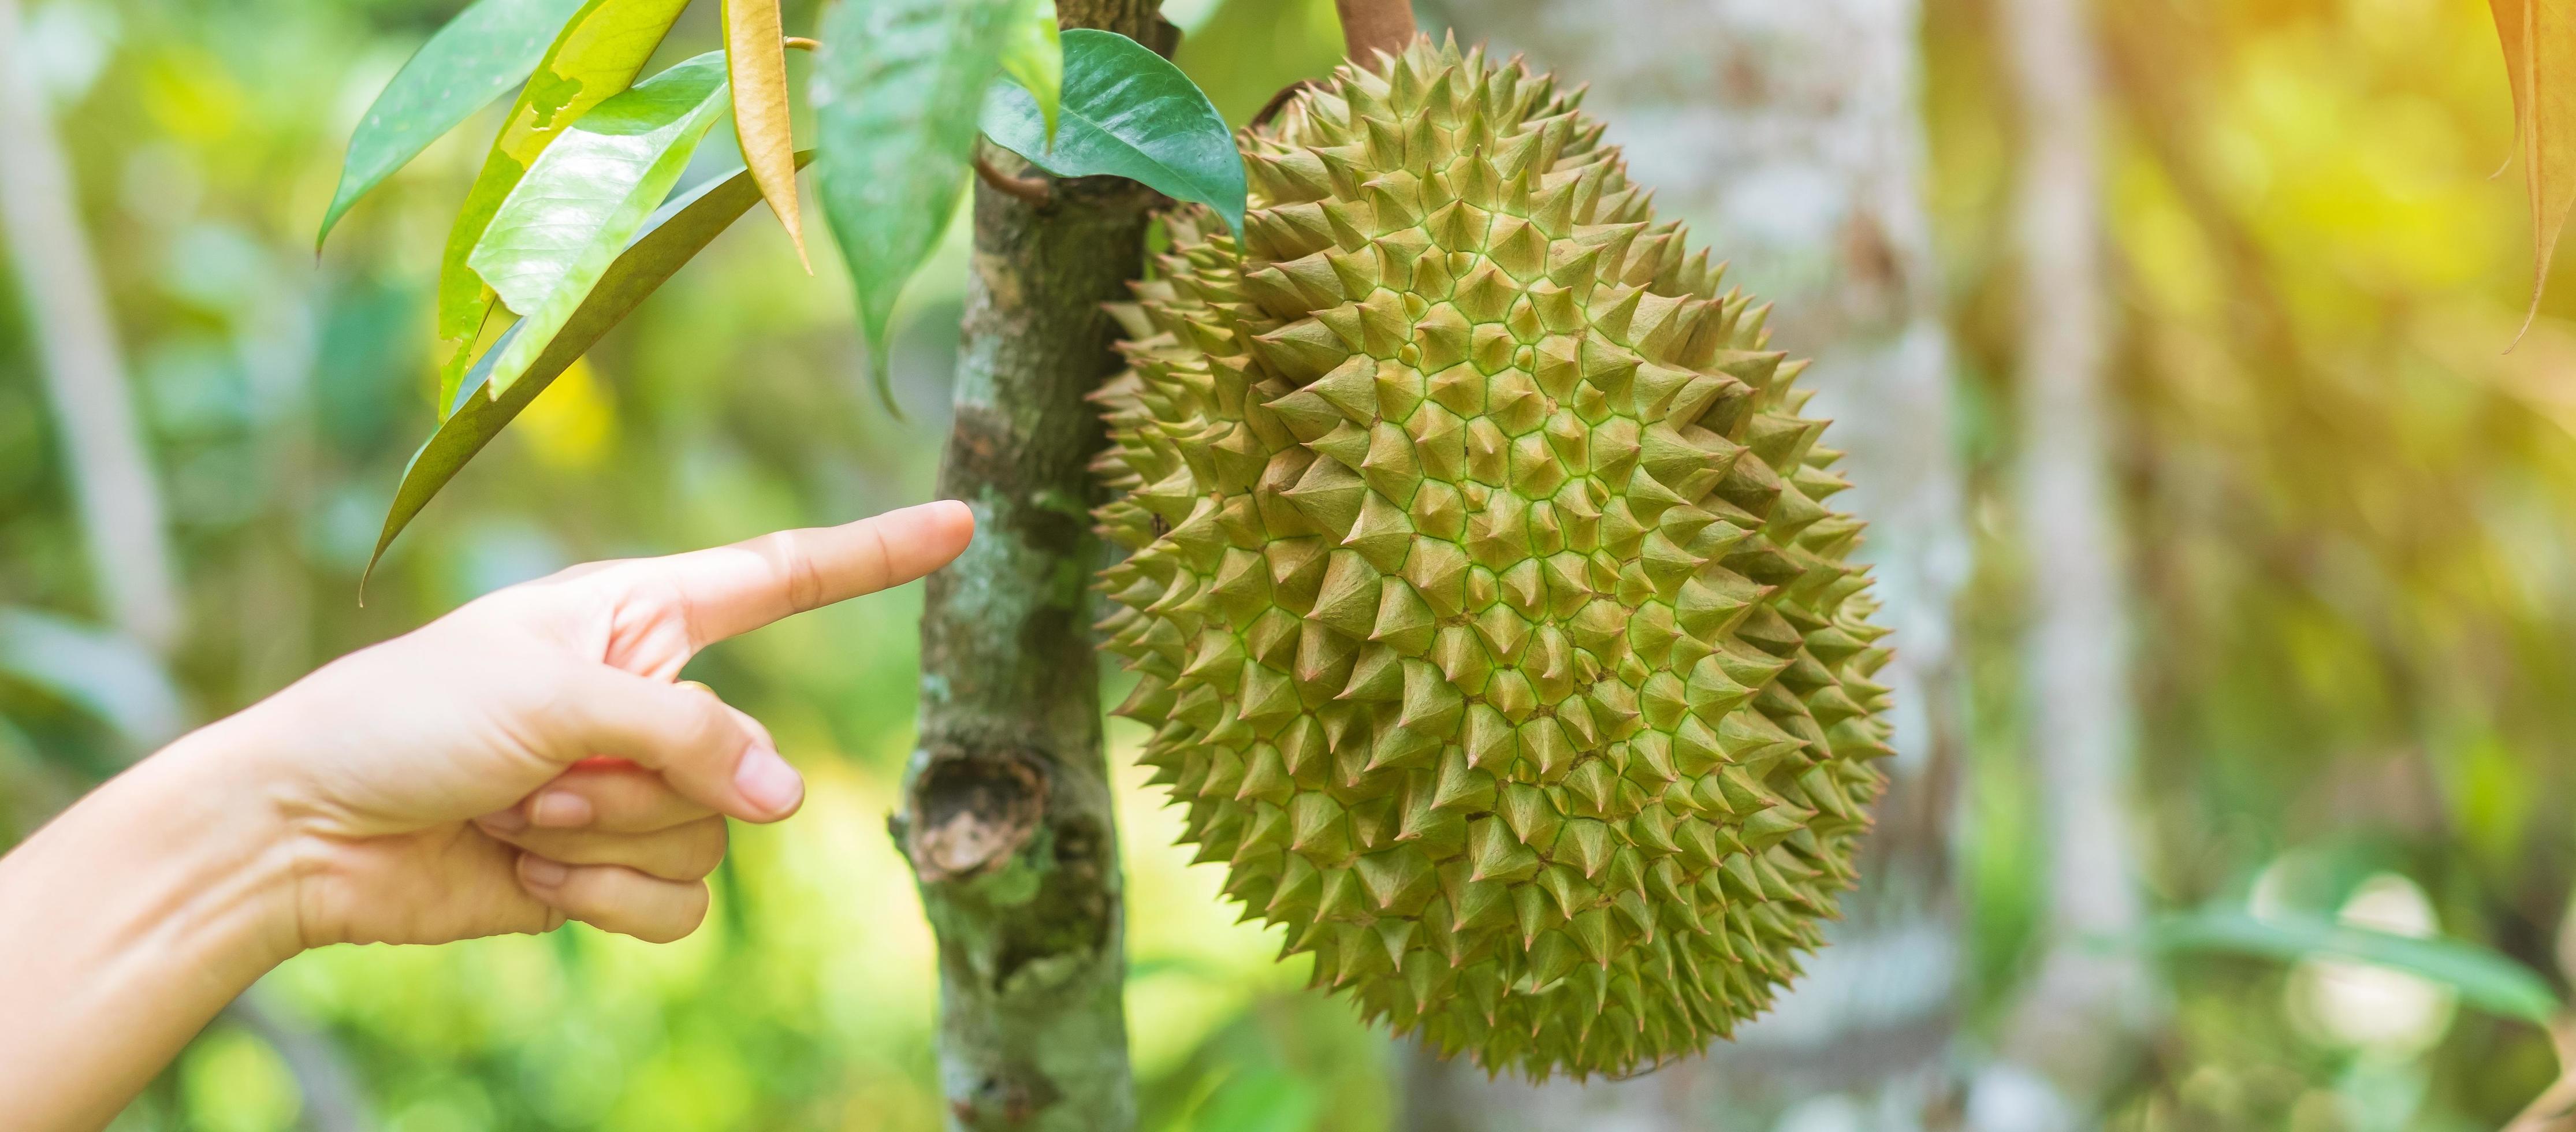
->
[547,670,803,823]
[477,816,728,882]
[515,761,716,833]
[516,855,710,945]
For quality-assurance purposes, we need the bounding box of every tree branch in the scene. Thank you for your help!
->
[1334,0,1417,70]
[896,3,1177,1130]
[226,991,374,1132]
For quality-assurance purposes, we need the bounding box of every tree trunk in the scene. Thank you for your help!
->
[0,0,183,652]
[891,5,1174,1131]
[1986,0,2146,1116]
[1408,0,1972,1126]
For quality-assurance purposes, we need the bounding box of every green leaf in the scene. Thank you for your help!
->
[2145,908,2566,1025]
[317,0,591,250]
[433,0,693,412]
[997,0,1061,143]
[980,28,1244,236]
[0,608,186,750]
[467,50,731,400]
[811,0,1021,413]
[369,157,810,580]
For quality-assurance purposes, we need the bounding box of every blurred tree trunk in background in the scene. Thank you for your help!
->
[892,4,1174,1131]
[1982,0,2147,1119]
[3,6,370,1127]
[1405,0,1972,1127]
[0,0,181,652]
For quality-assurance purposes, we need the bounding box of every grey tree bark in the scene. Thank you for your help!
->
[1981,0,2146,1120]
[1406,1,1972,1127]
[0,0,182,652]
[889,5,1175,1131]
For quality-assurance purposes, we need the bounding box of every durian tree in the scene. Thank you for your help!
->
[325,0,1899,1124]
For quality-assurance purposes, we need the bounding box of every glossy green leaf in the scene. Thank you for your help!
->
[433,0,693,412]
[997,0,1061,142]
[2145,908,2565,1025]
[0,608,186,750]
[317,0,590,250]
[980,28,1244,235]
[811,0,1021,412]
[370,157,810,579]
[467,50,731,400]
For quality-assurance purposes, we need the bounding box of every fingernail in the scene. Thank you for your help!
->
[477,808,528,834]
[521,856,571,888]
[733,744,804,818]
[530,791,593,828]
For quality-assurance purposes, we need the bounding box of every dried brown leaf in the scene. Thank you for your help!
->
[2492,0,2576,342]
[725,0,808,270]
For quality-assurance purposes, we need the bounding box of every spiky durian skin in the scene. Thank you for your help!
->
[1090,39,1896,1081]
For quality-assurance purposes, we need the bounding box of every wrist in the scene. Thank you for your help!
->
[117,715,314,970]
[0,707,310,1129]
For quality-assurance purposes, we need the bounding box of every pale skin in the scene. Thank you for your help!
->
[0,500,976,1131]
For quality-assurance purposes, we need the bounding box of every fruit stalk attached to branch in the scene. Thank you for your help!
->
[1334,0,1417,68]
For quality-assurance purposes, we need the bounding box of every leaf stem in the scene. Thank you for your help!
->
[1250,79,1326,130]
[782,36,817,51]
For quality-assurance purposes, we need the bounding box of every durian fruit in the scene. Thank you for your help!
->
[1090,37,1895,1080]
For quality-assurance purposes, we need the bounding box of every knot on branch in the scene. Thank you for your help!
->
[903,746,1049,883]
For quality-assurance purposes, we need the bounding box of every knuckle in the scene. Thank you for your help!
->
[636,883,710,944]
[680,717,742,773]
[505,664,611,755]
[679,697,743,764]
[773,530,827,613]
[679,818,729,879]
[863,523,895,594]
[535,898,572,936]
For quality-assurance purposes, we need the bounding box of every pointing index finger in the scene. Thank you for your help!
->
[652,500,975,647]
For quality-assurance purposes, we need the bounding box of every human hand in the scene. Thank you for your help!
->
[0,502,973,1131]
[188,501,974,949]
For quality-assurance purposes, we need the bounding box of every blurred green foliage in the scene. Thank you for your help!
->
[10,0,2576,1127]
[1924,0,2576,1124]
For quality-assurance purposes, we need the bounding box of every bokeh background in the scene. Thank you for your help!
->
[5,0,2576,1128]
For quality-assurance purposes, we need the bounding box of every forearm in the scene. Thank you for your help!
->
[0,721,301,1131]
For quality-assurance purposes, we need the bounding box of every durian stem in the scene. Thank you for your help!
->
[894,4,1174,1130]
[1332,0,1416,69]
[972,148,1055,207]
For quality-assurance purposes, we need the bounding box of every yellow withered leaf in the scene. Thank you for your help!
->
[725,0,809,270]
[2491,0,2576,340]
